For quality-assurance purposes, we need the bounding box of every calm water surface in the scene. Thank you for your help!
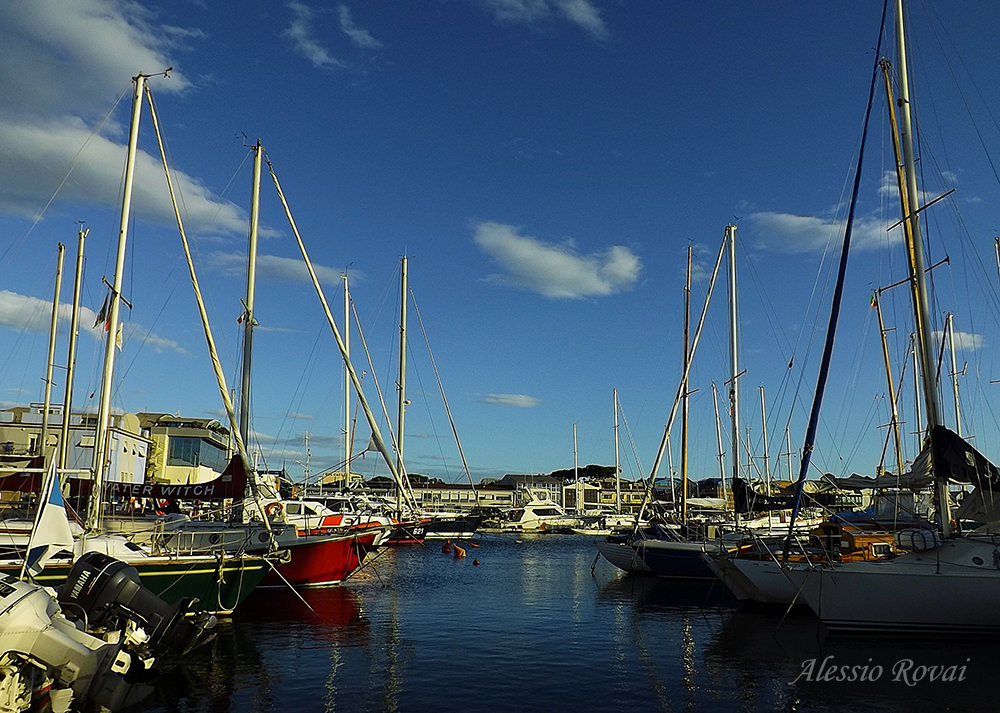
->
[144,535,990,712]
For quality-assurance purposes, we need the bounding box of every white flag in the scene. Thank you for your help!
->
[24,459,75,577]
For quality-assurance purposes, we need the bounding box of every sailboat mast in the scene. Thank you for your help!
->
[759,386,771,494]
[946,313,963,437]
[872,290,905,477]
[396,255,408,512]
[725,225,741,513]
[89,73,145,531]
[893,0,951,534]
[343,273,351,485]
[39,243,65,457]
[59,228,87,474]
[711,382,727,501]
[239,140,262,446]
[397,257,408,471]
[613,388,621,515]
[681,245,692,523]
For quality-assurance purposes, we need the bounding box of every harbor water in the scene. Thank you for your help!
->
[144,535,990,712]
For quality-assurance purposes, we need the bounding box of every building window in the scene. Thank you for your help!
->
[166,436,228,472]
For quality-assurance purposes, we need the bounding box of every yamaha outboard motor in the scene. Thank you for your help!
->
[0,550,216,713]
[58,551,215,656]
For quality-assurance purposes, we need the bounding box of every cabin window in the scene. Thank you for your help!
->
[871,543,893,557]
[285,503,301,515]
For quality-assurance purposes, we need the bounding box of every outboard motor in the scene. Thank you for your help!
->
[59,552,215,656]
[0,554,216,712]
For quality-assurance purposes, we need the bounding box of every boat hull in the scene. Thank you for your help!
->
[786,537,1000,634]
[595,538,653,574]
[260,532,377,588]
[635,539,721,580]
[423,513,484,540]
[1,554,267,615]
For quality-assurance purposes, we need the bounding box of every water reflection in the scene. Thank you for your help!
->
[141,537,992,713]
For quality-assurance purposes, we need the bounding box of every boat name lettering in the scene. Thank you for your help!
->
[109,483,218,498]
[792,655,969,685]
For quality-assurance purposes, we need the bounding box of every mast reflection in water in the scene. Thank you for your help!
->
[144,536,991,713]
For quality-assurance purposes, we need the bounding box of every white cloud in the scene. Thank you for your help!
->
[476,0,608,39]
[554,0,608,40]
[285,1,345,69]
[932,329,983,352]
[474,221,640,299]
[0,119,247,233]
[747,211,892,254]
[338,5,383,49]
[0,290,185,354]
[287,411,317,420]
[0,1,191,122]
[0,2,248,236]
[208,251,348,285]
[479,393,541,408]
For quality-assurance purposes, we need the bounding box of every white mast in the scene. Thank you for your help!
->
[396,255,409,513]
[39,243,65,457]
[725,224,741,525]
[343,272,351,486]
[89,73,145,531]
[238,140,262,447]
[711,382,727,500]
[759,385,771,493]
[59,228,87,474]
[613,389,621,515]
[946,312,963,437]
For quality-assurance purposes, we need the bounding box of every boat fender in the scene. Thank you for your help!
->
[265,502,283,520]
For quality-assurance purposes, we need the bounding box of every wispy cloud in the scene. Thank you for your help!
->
[0,290,185,353]
[208,250,349,285]
[747,211,892,254]
[479,393,541,408]
[287,411,316,420]
[476,0,608,39]
[0,2,248,235]
[337,5,382,49]
[474,221,640,299]
[285,1,345,69]
[554,0,608,39]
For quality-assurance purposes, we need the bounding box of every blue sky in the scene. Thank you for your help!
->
[3,1,1000,487]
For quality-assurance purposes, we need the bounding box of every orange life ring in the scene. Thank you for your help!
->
[265,501,283,519]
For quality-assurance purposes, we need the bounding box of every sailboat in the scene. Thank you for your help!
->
[0,73,269,614]
[752,0,1000,632]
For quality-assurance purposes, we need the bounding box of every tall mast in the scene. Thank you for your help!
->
[784,427,793,482]
[946,313,963,437]
[759,386,771,493]
[238,140,263,447]
[89,73,145,531]
[725,225,741,504]
[397,256,408,476]
[343,273,351,485]
[59,228,87,474]
[711,382,727,500]
[613,389,621,515]
[872,289,905,477]
[681,245,692,523]
[39,243,65,457]
[893,0,950,534]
